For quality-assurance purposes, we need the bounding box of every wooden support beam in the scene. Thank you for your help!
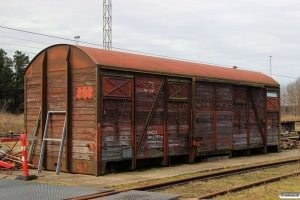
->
[66,47,72,171]
[189,78,196,163]
[247,88,250,148]
[163,78,168,166]
[131,75,136,169]
[214,84,217,150]
[41,51,47,169]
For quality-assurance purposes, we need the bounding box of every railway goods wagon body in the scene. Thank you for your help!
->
[25,44,280,176]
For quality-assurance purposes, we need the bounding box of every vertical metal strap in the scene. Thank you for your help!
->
[132,75,136,170]
[247,88,250,148]
[213,84,217,150]
[41,51,47,168]
[189,78,196,163]
[66,47,71,171]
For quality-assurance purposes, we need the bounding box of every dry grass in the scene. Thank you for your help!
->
[0,112,24,134]
[158,162,300,199]
[213,175,300,200]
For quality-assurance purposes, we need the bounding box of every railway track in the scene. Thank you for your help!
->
[197,171,300,199]
[70,158,300,200]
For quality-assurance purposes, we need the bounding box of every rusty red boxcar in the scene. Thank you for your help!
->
[25,44,280,175]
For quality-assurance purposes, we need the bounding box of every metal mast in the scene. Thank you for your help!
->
[103,0,112,50]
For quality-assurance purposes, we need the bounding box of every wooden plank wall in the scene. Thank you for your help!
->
[195,84,272,151]
[215,84,233,150]
[72,68,96,161]
[135,75,164,158]
[102,99,132,161]
[267,112,279,145]
[167,81,190,156]
[266,91,279,146]
[167,101,190,155]
[249,88,264,147]
[194,82,214,151]
[45,71,67,169]
[232,86,248,149]
[26,73,42,160]
[43,68,96,169]
[101,75,133,161]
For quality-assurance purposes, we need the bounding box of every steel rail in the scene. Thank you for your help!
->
[69,158,300,200]
[198,171,300,199]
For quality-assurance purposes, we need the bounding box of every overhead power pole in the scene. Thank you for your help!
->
[103,0,112,50]
[269,56,272,77]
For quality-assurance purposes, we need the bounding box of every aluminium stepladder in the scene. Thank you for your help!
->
[38,111,66,175]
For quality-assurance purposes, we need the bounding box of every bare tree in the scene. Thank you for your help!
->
[281,77,300,118]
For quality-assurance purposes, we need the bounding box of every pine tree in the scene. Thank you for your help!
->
[12,51,29,113]
[0,49,29,113]
[0,49,14,111]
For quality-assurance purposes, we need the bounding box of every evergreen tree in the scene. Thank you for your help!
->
[0,49,14,111]
[12,51,29,113]
[0,49,29,113]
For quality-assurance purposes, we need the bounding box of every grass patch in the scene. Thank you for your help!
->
[159,162,300,199]
[0,112,24,134]
[108,156,300,192]
[213,175,300,200]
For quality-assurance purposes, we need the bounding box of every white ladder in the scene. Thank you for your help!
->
[38,111,66,175]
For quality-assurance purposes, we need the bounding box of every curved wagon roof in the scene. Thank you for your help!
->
[26,44,279,87]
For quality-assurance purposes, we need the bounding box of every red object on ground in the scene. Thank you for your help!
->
[0,138,19,143]
[0,137,19,170]
[0,160,15,169]
[14,132,38,181]
[20,132,29,177]
[0,133,37,180]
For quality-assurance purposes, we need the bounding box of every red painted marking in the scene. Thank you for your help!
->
[76,86,94,100]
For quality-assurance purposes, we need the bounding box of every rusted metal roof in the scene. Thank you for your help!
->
[27,44,279,86]
[78,45,278,86]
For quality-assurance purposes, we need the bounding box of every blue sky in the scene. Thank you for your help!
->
[1,0,300,85]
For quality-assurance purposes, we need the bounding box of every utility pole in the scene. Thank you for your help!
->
[269,56,272,77]
[103,0,112,50]
[74,35,80,45]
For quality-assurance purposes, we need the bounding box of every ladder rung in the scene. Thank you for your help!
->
[48,111,66,113]
[27,137,38,141]
[44,138,62,142]
[38,111,67,175]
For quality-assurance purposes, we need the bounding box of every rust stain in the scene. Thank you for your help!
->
[77,162,88,173]
[87,143,95,151]
[77,46,278,86]
[192,140,201,147]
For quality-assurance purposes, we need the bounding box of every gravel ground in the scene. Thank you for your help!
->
[1,149,299,189]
